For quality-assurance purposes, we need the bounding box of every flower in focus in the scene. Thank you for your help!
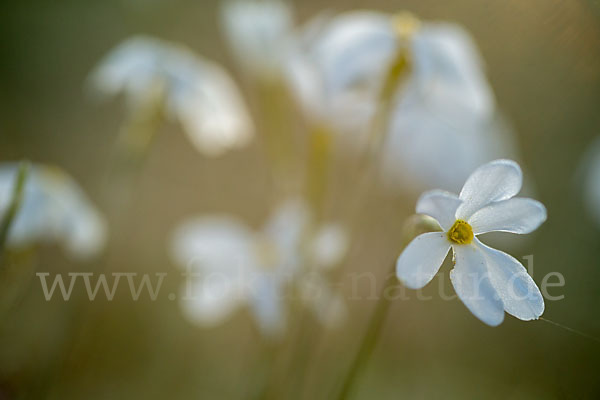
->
[89,35,254,156]
[396,160,547,326]
[170,200,348,337]
[580,137,600,227]
[221,0,293,79]
[285,11,517,191]
[0,163,107,259]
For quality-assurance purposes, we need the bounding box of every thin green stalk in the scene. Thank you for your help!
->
[335,214,442,399]
[335,261,396,400]
[0,161,30,262]
[343,47,411,229]
[360,46,410,170]
[294,41,413,400]
[272,303,315,400]
[303,17,423,399]
[257,76,297,198]
[115,81,165,168]
[305,124,333,224]
[103,82,165,210]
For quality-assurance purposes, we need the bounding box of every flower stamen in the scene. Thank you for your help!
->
[447,220,474,245]
[391,12,421,40]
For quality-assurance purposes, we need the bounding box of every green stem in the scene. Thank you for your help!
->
[305,124,333,224]
[359,48,410,171]
[117,83,165,165]
[335,215,441,400]
[0,161,30,261]
[336,261,396,400]
[291,43,412,400]
[342,47,411,232]
[257,77,297,198]
[104,83,165,208]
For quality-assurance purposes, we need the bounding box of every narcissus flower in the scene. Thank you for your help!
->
[170,200,347,337]
[89,35,254,156]
[0,163,107,259]
[396,160,547,326]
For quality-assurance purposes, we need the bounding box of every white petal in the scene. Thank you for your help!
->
[0,164,107,259]
[469,197,547,234]
[179,278,244,327]
[62,201,108,260]
[450,245,504,326]
[475,240,544,320]
[412,24,494,117]
[174,218,258,327]
[382,99,517,194]
[310,224,348,269]
[170,59,254,156]
[249,274,286,337]
[284,48,327,120]
[396,232,450,289]
[170,216,256,274]
[309,11,395,96]
[39,168,108,260]
[457,159,522,220]
[0,165,51,247]
[90,35,254,156]
[220,0,293,75]
[263,199,309,266]
[87,36,165,102]
[416,190,462,230]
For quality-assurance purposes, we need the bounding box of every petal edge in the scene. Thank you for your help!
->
[396,232,450,289]
[450,245,505,326]
[457,159,522,220]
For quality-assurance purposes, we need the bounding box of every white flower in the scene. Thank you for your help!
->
[89,35,254,156]
[299,12,493,117]
[396,159,547,326]
[285,11,517,191]
[0,163,107,259]
[382,105,517,192]
[170,200,348,337]
[221,0,293,78]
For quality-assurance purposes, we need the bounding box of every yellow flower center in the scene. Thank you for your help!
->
[447,220,474,245]
[391,12,421,40]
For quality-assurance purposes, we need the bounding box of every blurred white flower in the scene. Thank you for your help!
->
[580,137,600,227]
[396,160,547,326]
[0,163,107,259]
[221,0,293,79]
[304,12,493,115]
[89,35,254,156]
[170,200,348,337]
[285,11,517,192]
[382,106,517,192]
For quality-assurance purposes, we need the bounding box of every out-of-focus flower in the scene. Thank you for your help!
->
[580,137,600,227]
[170,200,348,337]
[396,160,547,326]
[382,106,517,192]
[301,12,493,116]
[0,163,107,259]
[221,0,293,79]
[88,35,254,156]
[285,11,517,192]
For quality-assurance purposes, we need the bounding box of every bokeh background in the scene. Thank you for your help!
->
[1,0,600,398]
